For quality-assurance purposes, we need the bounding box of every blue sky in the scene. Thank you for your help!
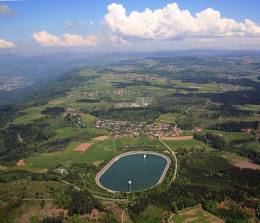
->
[1,0,260,54]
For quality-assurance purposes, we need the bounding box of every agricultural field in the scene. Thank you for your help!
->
[1,56,260,222]
[13,106,46,124]
[155,112,180,123]
[74,135,164,164]
[170,205,224,223]
[163,138,211,151]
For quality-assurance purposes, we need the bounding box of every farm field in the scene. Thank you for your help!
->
[73,135,164,164]
[20,141,80,170]
[163,138,211,151]
[155,113,180,123]
[13,106,46,124]
[170,205,224,223]
[222,152,260,170]
[1,55,260,222]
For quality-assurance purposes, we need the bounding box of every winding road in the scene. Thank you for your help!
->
[159,137,178,184]
[61,138,178,201]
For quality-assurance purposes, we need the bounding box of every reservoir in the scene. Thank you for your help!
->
[96,151,171,192]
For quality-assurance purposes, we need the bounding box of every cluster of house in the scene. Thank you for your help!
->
[128,74,165,81]
[94,119,183,138]
[113,88,126,96]
[114,97,154,108]
[79,91,101,97]
[220,84,238,92]
[94,119,145,137]
[145,123,183,137]
[64,109,85,128]
[67,91,101,98]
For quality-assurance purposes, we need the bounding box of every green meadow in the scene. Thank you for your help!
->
[165,138,210,151]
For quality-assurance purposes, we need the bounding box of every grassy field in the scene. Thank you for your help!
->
[73,139,117,164]
[236,104,260,113]
[217,114,260,122]
[203,129,255,144]
[170,205,224,223]
[155,112,180,123]
[222,152,260,170]
[13,106,46,124]
[73,135,164,164]
[81,113,97,125]
[16,135,163,171]
[54,126,106,139]
[164,138,211,151]
[23,141,80,170]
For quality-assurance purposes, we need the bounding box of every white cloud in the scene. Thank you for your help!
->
[0,3,14,16]
[104,3,260,40]
[108,35,132,47]
[0,39,16,48]
[32,31,99,47]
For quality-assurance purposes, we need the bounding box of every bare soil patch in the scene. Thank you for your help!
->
[182,207,199,216]
[93,160,103,167]
[94,135,110,141]
[74,142,93,152]
[172,205,224,223]
[223,154,260,171]
[39,168,49,173]
[183,217,197,223]
[88,208,100,221]
[0,165,7,171]
[161,136,193,141]
[17,159,25,166]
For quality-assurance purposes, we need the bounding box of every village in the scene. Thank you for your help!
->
[94,119,183,138]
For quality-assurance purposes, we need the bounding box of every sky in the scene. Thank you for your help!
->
[1,0,260,54]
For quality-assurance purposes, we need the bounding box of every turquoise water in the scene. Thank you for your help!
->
[99,153,169,192]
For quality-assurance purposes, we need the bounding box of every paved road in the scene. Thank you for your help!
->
[159,137,178,184]
[60,180,129,203]
[60,140,178,206]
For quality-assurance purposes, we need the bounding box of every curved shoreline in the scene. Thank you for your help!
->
[95,150,171,193]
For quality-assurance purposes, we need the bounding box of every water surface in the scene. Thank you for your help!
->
[99,152,169,192]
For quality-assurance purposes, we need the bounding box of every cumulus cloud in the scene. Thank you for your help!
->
[32,31,99,47]
[104,3,260,40]
[0,3,14,16]
[108,35,132,47]
[0,39,16,48]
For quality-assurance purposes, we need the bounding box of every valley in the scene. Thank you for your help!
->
[0,55,260,223]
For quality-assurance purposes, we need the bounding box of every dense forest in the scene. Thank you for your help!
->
[128,152,260,223]
[0,123,53,163]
